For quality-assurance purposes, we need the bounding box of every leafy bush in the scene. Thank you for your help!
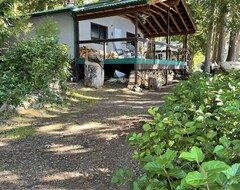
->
[0,36,69,106]
[112,73,240,189]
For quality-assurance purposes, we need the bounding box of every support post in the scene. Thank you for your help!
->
[184,35,188,62]
[74,19,80,81]
[103,42,106,61]
[165,8,170,85]
[134,12,139,85]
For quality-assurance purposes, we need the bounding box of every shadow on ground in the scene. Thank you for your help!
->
[0,82,173,190]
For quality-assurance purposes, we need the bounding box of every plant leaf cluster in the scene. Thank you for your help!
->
[113,72,240,189]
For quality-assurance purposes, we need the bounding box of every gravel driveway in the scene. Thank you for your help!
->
[0,82,172,190]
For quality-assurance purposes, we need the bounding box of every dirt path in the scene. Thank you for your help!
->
[0,82,172,190]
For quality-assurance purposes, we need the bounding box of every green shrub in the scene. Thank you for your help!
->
[0,36,69,106]
[113,73,240,189]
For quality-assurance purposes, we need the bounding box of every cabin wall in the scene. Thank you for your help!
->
[79,16,143,53]
[29,12,75,57]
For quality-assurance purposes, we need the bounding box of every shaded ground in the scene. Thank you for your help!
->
[0,82,173,190]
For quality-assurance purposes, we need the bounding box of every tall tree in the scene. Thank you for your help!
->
[204,0,217,73]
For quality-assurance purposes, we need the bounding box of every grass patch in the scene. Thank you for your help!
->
[1,126,36,139]
[66,88,103,107]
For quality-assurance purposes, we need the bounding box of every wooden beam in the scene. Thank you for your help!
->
[76,5,149,21]
[146,17,158,34]
[153,4,167,13]
[148,11,166,34]
[138,18,152,35]
[144,29,195,38]
[158,2,178,13]
[78,37,137,44]
[174,5,189,31]
[180,0,197,31]
[169,12,181,32]
[165,0,180,6]
[150,9,174,33]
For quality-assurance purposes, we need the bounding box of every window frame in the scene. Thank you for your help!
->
[91,22,108,44]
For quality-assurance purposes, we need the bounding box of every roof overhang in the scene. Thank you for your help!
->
[72,0,196,38]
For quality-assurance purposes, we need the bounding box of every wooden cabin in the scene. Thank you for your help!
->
[29,0,196,85]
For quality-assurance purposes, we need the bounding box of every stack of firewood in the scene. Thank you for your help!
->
[106,51,118,59]
[80,46,103,63]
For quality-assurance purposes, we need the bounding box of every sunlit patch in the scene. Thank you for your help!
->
[0,171,21,184]
[46,144,92,154]
[98,133,119,141]
[0,141,8,147]
[42,172,84,182]
[67,122,104,132]
[104,89,118,92]
[37,124,65,134]
[18,109,57,118]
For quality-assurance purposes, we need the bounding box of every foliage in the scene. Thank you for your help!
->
[0,0,27,44]
[34,17,60,38]
[113,72,240,189]
[0,36,70,106]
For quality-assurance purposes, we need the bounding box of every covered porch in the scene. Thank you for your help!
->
[72,0,196,84]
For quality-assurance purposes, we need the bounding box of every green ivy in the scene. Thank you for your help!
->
[0,37,70,106]
[113,72,240,190]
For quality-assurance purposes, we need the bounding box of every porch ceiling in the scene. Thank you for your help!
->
[72,0,196,38]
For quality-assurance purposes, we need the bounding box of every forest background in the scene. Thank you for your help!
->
[1,0,240,72]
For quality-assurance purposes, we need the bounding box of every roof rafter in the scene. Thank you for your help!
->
[174,5,189,31]
[147,11,166,34]
[169,12,181,32]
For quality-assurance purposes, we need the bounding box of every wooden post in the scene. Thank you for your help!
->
[134,12,139,85]
[75,19,80,81]
[165,8,170,85]
[103,42,106,61]
[184,35,188,62]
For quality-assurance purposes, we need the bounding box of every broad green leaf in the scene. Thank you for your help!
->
[190,146,205,163]
[214,145,230,159]
[207,131,217,139]
[197,136,206,142]
[185,171,205,186]
[143,123,151,131]
[220,137,231,148]
[179,152,195,162]
[111,176,119,184]
[168,169,187,179]
[144,162,162,172]
[216,173,228,186]
[202,161,230,172]
[223,163,240,179]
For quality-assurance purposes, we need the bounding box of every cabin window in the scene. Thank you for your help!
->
[126,32,135,47]
[91,23,108,43]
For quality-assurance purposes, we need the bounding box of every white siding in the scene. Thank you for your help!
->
[79,16,143,53]
[29,12,74,57]
[29,14,143,58]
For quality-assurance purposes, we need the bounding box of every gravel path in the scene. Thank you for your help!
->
[0,82,172,190]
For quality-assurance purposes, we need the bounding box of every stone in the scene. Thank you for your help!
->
[49,79,61,92]
[148,77,162,90]
[22,101,31,109]
[0,103,7,113]
[32,103,43,109]
[84,61,104,88]
[133,85,143,92]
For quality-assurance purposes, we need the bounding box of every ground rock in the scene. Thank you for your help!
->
[148,77,162,90]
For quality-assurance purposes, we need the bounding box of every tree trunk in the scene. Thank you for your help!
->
[216,8,227,65]
[211,27,219,63]
[226,31,239,61]
[204,1,216,73]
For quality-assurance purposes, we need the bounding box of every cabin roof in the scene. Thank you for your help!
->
[30,0,196,38]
